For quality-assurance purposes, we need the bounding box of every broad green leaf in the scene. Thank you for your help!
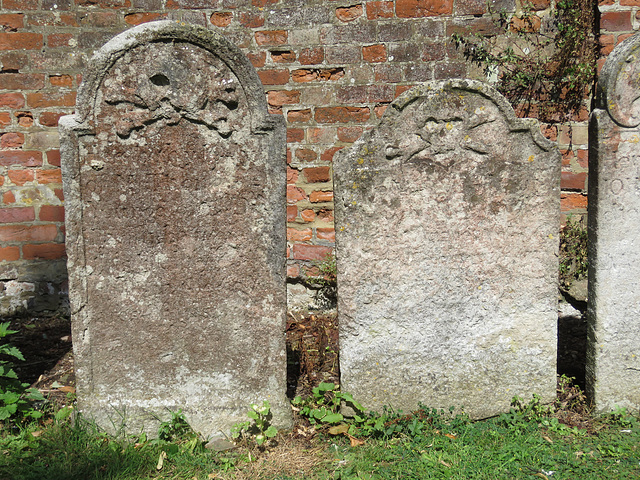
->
[265,425,277,438]
[323,413,344,424]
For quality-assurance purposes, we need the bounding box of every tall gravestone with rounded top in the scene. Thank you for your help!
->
[334,80,560,418]
[59,21,290,436]
[588,33,640,412]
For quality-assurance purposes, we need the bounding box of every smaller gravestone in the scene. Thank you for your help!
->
[59,21,290,436]
[334,80,560,418]
[588,33,640,412]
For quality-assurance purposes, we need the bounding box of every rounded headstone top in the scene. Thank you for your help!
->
[75,20,270,132]
[598,32,640,128]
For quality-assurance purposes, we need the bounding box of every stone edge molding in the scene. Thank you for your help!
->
[58,20,290,436]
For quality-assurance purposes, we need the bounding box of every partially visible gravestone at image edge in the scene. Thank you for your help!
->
[59,21,290,437]
[588,32,640,413]
[334,79,560,419]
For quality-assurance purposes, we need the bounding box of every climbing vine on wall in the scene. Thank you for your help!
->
[452,0,598,123]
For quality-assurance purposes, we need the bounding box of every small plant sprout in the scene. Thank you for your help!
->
[231,400,277,446]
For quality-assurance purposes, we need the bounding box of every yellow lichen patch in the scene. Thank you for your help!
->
[528,155,535,162]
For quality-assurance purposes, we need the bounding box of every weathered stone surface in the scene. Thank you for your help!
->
[59,21,290,436]
[588,33,640,413]
[334,80,560,418]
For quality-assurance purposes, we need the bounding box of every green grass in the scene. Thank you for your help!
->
[1,393,639,480]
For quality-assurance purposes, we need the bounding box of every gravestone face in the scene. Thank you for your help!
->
[588,33,640,412]
[59,21,290,436]
[334,80,560,418]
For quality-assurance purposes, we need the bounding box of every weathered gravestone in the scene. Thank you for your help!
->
[588,33,640,412]
[59,21,290,436]
[334,80,560,418]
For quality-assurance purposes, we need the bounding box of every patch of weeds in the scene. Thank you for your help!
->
[231,400,278,446]
[451,0,597,122]
[311,252,337,308]
[559,216,588,290]
[0,322,45,424]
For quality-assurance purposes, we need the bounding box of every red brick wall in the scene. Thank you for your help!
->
[0,0,597,314]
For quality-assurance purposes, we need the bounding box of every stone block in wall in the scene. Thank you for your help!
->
[334,79,560,418]
[588,32,640,413]
[59,21,291,437]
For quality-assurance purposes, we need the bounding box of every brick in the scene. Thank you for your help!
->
[255,30,287,46]
[296,148,317,162]
[22,243,66,260]
[78,11,119,27]
[165,0,210,7]
[447,17,502,36]
[0,246,19,261]
[422,42,446,61]
[47,33,74,48]
[300,209,315,222]
[287,205,298,221]
[454,0,487,14]
[7,169,33,186]
[321,23,377,44]
[36,169,62,184]
[27,92,76,108]
[338,126,363,142]
[375,64,403,83]
[47,150,61,167]
[299,47,324,65]
[0,113,10,126]
[435,62,466,79]
[287,128,304,143]
[622,0,640,5]
[396,0,453,17]
[287,166,299,184]
[366,1,394,19]
[0,14,24,31]
[2,192,14,204]
[0,93,24,109]
[317,209,333,222]
[288,109,312,123]
[0,151,41,167]
[246,52,266,68]
[0,74,45,90]
[0,207,34,223]
[27,12,78,27]
[315,106,370,124]
[15,112,32,127]
[510,15,541,33]
[316,228,335,241]
[54,188,64,202]
[239,12,264,28]
[287,227,312,242]
[321,146,343,162]
[39,205,64,222]
[310,190,333,203]
[529,0,550,8]
[0,224,57,242]
[576,149,588,168]
[561,172,587,191]
[292,244,333,261]
[309,127,337,144]
[0,33,43,50]
[304,166,331,183]
[601,12,632,32]
[560,193,587,212]
[374,104,389,118]
[210,12,233,27]
[271,50,296,63]
[39,111,65,127]
[124,12,167,25]
[337,85,395,103]
[257,69,289,85]
[540,124,557,142]
[363,44,387,63]
[336,5,364,22]
[291,68,345,83]
[287,185,306,203]
[287,264,300,278]
[267,90,301,107]
[0,132,23,149]
[4,0,39,8]
[252,0,279,6]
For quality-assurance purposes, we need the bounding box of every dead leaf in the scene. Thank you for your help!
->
[533,473,549,480]
[347,434,365,447]
[156,451,166,471]
[574,451,584,458]
[328,424,349,436]
[58,386,75,393]
[30,430,43,437]
[542,435,553,443]
[439,459,451,467]
[444,433,456,439]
